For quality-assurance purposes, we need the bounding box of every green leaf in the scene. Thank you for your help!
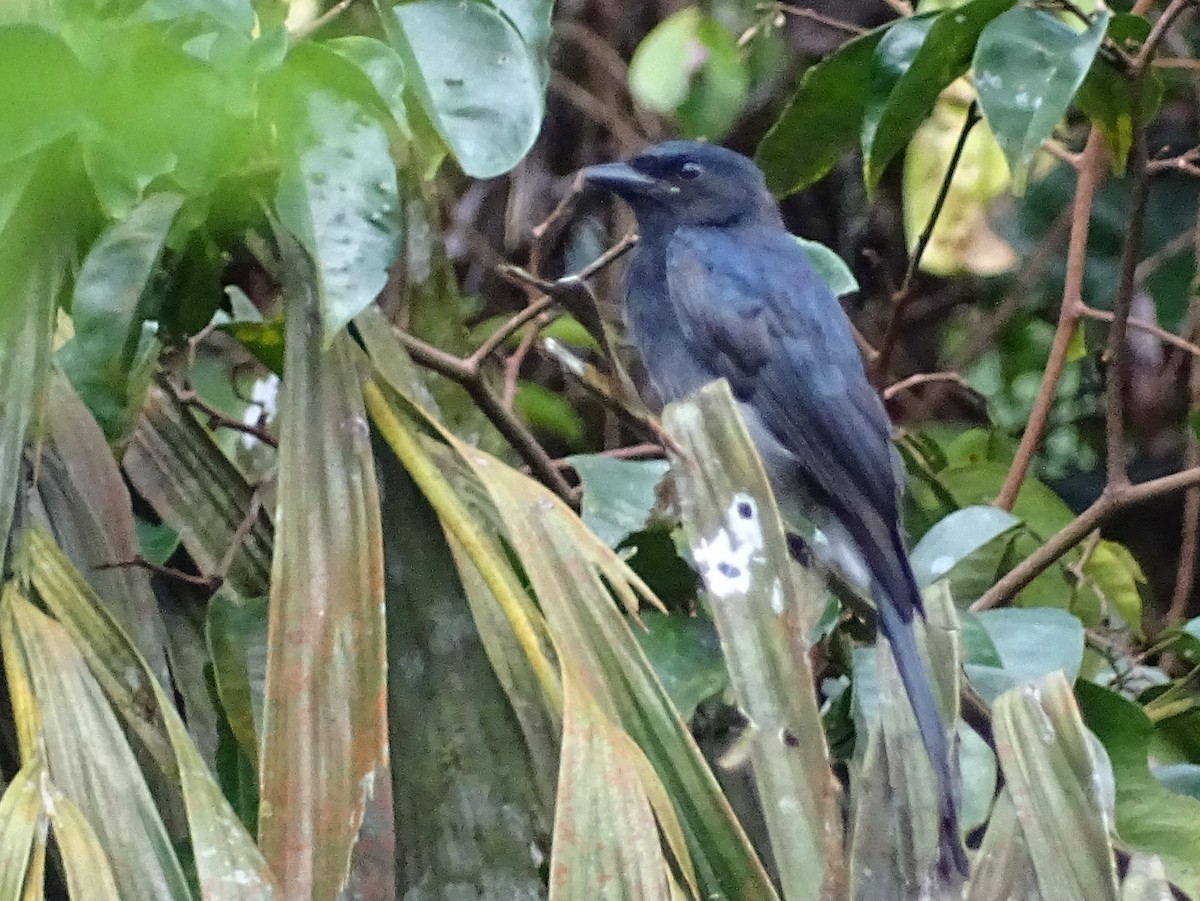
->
[567,454,670,548]
[515,380,585,445]
[664,380,843,899]
[973,4,1110,192]
[909,504,1021,587]
[631,612,726,722]
[273,56,400,344]
[491,0,553,83]
[756,22,891,195]
[967,607,1084,704]
[628,8,749,139]
[384,0,544,178]
[793,236,859,297]
[257,229,387,899]
[862,0,1014,190]
[0,27,84,166]
[1083,539,1145,636]
[135,518,181,566]
[59,192,185,445]
[1079,680,1200,897]
[994,673,1120,901]
[324,36,409,133]
[206,590,267,766]
[1153,763,1200,801]
[1074,14,1163,175]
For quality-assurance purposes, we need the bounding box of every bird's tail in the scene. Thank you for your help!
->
[873,582,969,878]
[854,513,968,878]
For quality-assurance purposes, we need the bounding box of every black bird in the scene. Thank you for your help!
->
[582,140,967,875]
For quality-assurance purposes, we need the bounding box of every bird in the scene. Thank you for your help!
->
[581,140,967,876]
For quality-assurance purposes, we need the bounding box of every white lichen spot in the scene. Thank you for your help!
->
[692,493,764,598]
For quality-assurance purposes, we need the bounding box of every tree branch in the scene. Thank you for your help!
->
[973,466,1200,610]
[995,129,1107,510]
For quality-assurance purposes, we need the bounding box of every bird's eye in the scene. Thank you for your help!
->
[679,161,703,181]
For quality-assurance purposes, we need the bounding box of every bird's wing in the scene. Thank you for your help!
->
[664,226,899,521]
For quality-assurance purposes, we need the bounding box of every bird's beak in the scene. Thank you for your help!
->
[581,162,658,198]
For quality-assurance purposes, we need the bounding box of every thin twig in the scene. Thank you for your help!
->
[876,102,980,379]
[882,371,969,401]
[94,557,217,589]
[1078,305,1200,358]
[771,3,868,34]
[973,466,1200,610]
[169,383,279,449]
[291,0,356,40]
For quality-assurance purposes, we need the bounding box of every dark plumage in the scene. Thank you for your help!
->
[582,140,967,875]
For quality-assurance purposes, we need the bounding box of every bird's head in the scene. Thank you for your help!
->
[581,141,780,232]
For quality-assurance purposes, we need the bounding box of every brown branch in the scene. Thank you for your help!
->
[772,3,867,34]
[973,466,1200,610]
[876,102,980,380]
[995,129,1108,510]
[1167,213,1200,627]
[168,382,279,449]
[94,557,217,589]
[882,371,969,401]
[1078,305,1200,358]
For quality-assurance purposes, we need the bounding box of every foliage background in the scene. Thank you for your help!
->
[3,0,1200,898]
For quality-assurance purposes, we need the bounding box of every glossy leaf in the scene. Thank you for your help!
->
[631,613,726,722]
[794,236,860,297]
[257,231,387,899]
[274,61,400,344]
[59,192,184,444]
[973,5,1109,191]
[861,0,1013,189]
[325,36,409,132]
[967,606,1084,704]
[123,379,273,597]
[909,504,1020,587]
[492,0,554,84]
[1079,681,1200,897]
[385,0,544,178]
[0,588,193,901]
[993,672,1119,900]
[567,454,670,548]
[756,22,890,195]
[628,8,748,139]
[664,379,844,900]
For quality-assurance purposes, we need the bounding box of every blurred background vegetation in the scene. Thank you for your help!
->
[3,0,1200,897]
